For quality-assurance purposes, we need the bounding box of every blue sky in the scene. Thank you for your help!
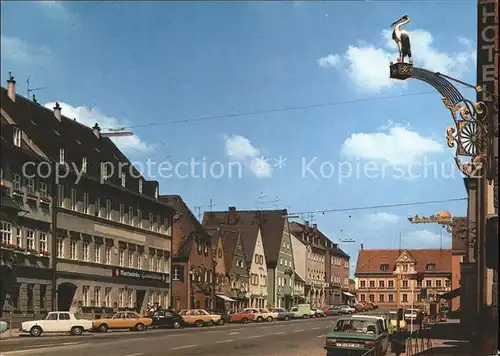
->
[1,1,478,271]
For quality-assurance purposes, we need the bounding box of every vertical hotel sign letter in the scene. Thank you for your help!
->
[477,0,499,183]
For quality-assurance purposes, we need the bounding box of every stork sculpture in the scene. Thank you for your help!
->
[391,15,412,63]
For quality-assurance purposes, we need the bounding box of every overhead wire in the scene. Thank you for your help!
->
[287,197,467,216]
[111,91,437,130]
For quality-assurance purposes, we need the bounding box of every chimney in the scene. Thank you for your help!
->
[7,72,16,102]
[32,94,38,104]
[313,223,318,233]
[227,206,236,225]
[361,243,364,250]
[92,123,101,138]
[53,102,62,121]
[304,220,309,228]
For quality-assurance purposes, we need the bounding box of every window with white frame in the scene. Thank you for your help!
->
[82,285,89,306]
[137,253,142,269]
[137,209,142,228]
[1,221,12,245]
[57,185,64,207]
[138,179,143,193]
[26,230,35,250]
[128,251,133,267]
[105,287,111,307]
[82,157,87,173]
[59,148,65,164]
[13,174,21,190]
[149,213,153,230]
[101,163,108,182]
[93,286,101,306]
[71,189,77,210]
[156,215,160,232]
[119,204,125,223]
[156,257,161,272]
[118,289,125,307]
[40,182,48,198]
[119,249,125,266]
[13,127,21,147]
[128,207,134,226]
[149,255,155,271]
[154,186,158,198]
[16,227,22,247]
[94,243,101,263]
[57,238,64,258]
[82,242,89,261]
[106,200,112,220]
[27,179,35,194]
[95,198,101,217]
[105,246,112,264]
[83,193,89,214]
[121,172,126,187]
[70,240,77,259]
[127,289,133,308]
[39,232,47,252]
[163,256,169,273]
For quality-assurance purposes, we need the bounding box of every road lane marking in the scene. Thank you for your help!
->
[247,335,264,339]
[124,353,144,356]
[203,330,219,334]
[294,329,304,332]
[232,328,245,331]
[216,339,234,343]
[317,334,326,338]
[171,345,197,350]
[228,331,240,335]
[311,327,320,330]
[167,333,188,337]
[273,332,285,335]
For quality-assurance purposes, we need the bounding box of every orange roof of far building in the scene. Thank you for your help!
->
[355,248,452,274]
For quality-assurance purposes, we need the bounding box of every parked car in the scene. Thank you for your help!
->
[151,309,184,329]
[314,308,327,318]
[242,308,269,322]
[20,311,93,337]
[259,308,277,321]
[368,302,378,310]
[179,309,219,327]
[93,311,152,332]
[339,305,356,314]
[206,310,231,325]
[229,310,256,324]
[289,304,315,319]
[324,317,389,356]
[271,308,295,321]
[388,310,407,331]
[353,303,365,312]
[325,306,342,316]
[404,309,418,321]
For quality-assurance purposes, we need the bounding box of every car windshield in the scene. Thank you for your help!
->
[333,319,378,334]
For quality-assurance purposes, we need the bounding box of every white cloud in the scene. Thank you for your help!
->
[341,123,443,165]
[404,229,450,248]
[223,135,273,178]
[319,29,476,92]
[43,102,153,154]
[37,1,76,22]
[367,212,400,228]
[0,35,53,65]
[318,54,341,68]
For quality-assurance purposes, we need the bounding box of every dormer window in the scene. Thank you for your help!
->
[82,157,87,173]
[101,163,108,181]
[121,172,126,187]
[380,264,389,271]
[426,263,436,271]
[138,179,143,193]
[154,186,158,199]
[13,127,21,147]
[59,148,65,164]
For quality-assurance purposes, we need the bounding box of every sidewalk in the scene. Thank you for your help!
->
[0,329,20,340]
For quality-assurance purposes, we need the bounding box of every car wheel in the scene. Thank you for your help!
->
[266,317,273,322]
[284,315,290,321]
[172,321,181,329]
[207,320,214,327]
[99,324,108,332]
[135,323,145,331]
[257,316,264,323]
[71,326,84,336]
[218,319,225,326]
[303,314,309,319]
[241,318,248,324]
[195,320,204,327]
[30,326,42,337]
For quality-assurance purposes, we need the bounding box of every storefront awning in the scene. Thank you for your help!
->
[216,294,236,302]
[440,287,460,300]
[343,291,355,297]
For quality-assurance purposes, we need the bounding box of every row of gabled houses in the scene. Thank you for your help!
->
[163,201,351,311]
[0,75,349,325]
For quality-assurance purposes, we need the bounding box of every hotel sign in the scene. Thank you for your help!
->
[477,0,499,181]
[113,267,167,282]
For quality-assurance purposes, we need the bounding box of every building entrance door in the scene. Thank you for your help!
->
[57,282,77,311]
[136,290,146,313]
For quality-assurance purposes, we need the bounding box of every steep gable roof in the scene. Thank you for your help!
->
[202,208,287,266]
[355,248,452,275]
[160,195,211,257]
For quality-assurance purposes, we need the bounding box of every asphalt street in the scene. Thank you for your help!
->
[0,317,337,356]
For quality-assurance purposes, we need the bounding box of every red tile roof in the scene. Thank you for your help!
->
[355,248,452,275]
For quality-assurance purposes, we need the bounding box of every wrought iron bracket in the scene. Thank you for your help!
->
[390,62,489,178]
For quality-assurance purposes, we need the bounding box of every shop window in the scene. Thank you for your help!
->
[27,284,34,311]
[39,285,47,310]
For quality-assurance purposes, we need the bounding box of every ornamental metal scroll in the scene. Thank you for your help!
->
[389,14,488,178]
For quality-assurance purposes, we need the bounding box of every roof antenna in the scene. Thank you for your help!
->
[194,198,215,221]
[26,76,47,100]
